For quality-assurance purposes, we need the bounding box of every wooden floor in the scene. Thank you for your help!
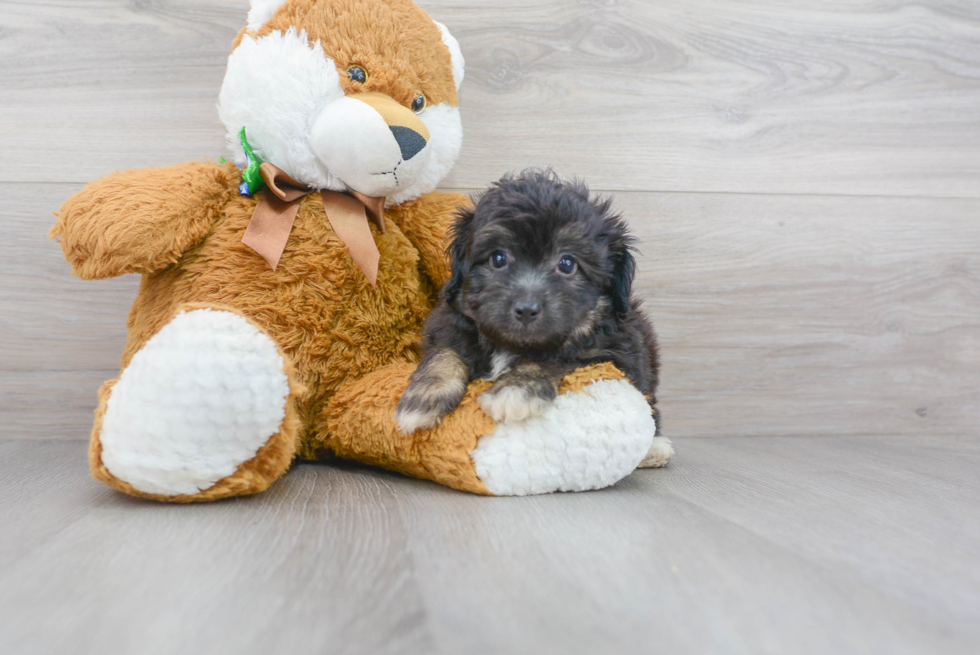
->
[1,435,978,655]
[3,0,979,440]
[2,1,980,653]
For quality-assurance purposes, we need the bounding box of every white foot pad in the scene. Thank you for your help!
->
[471,379,655,496]
[100,309,290,496]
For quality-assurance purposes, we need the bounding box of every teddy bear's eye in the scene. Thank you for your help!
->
[411,94,427,114]
[557,255,577,275]
[346,65,367,84]
[489,250,508,269]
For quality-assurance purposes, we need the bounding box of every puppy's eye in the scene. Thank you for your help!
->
[411,94,427,114]
[346,65,367,83]
[489,250,508,269]
[557,255,577,275]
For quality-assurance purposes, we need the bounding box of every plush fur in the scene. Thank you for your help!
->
[471,376,657,495]
[99,308,294,496]
[221,0,463,202]
[56,158,472,497]
[247,0,290,30]
[52,0,663,502]
[397,170,663,432]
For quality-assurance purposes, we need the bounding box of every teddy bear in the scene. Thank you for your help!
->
[50,0,671,503]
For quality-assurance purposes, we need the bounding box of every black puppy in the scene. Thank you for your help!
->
[396,170,670,466]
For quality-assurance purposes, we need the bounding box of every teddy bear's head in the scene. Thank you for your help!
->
[218,0,464,204]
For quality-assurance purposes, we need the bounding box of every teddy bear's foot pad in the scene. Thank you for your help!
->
[99,308,291,496]
[470,378,655,496]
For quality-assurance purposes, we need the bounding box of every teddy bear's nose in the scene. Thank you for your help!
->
[389,125,427,161]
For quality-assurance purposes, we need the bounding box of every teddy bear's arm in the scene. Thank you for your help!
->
[388,190,471,288]
[50,162,231,280]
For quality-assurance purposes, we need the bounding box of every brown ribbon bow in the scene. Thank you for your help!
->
[241,162,386,286]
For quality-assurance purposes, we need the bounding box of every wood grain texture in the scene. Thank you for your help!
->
[631,192,980,437]
[438,0,980,196]
[3,3,979,653]
[1,436,978,655]
[3,1,980,196]
[3,0,979,438]
[10,182,979,439]
[0,440,436,655]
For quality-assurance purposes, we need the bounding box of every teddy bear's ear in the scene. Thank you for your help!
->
[247,0,290,31]
[433,21,465,91]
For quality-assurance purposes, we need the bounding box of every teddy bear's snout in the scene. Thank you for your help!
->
[309,91,432,198]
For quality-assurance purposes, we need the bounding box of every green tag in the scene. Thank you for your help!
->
[238,127,266,196]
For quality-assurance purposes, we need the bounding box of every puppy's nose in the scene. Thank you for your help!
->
[389,125,427,161]
[513,300,541,324]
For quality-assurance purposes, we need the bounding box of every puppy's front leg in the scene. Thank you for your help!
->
[478,361,571,424]
[396,348,470,433]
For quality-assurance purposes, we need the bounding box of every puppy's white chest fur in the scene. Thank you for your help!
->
[486,349,518,381]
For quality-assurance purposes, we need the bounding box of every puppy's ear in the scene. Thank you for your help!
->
[599,203,637,319]
[611,246,636,318]
[444,205,475,308]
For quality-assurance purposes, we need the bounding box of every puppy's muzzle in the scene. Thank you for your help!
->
[513,300,541,324]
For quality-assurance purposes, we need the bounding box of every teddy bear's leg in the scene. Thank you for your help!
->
[468,365,664,495]
[320,361,658,496]
[88,307,303,502]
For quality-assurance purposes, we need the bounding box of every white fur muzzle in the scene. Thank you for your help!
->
[308,96,431,199]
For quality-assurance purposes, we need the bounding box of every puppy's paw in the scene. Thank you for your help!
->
[478,380,554,424]
[638,436,674,468]
[395,382,465,434]
[396,349,469,434]
[395,391,458,433]
[395,403,444,434]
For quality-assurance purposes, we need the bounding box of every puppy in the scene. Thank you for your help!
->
[396,170,672,468]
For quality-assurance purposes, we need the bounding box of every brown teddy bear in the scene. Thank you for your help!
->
[50,0,671,503]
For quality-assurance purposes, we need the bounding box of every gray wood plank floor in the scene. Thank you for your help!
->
[1,436,978,655]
